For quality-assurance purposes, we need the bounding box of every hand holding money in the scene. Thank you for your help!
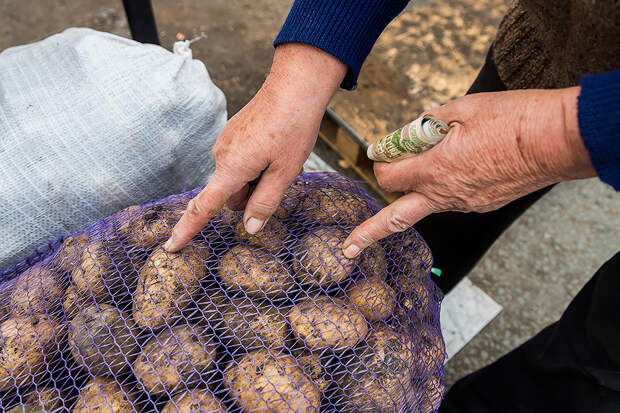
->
[367,116,450,162]
[343,88,595,258]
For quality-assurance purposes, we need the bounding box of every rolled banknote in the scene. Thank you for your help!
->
[367,116,450,162]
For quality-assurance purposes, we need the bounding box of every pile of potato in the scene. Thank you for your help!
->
[0,175,445,413]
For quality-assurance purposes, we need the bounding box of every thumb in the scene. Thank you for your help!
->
[342,192,433,258]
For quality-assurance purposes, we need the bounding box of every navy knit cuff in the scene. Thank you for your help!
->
[578,70,620,191]
[274,0,408,90]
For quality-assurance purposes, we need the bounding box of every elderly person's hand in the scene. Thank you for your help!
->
[164,43,346,252]
[343,87,596,258]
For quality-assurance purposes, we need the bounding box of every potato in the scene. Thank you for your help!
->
[224,349,321,413]
[272,181,309,221]
[301,187,370,225]
[0,278,16,322]
[69,304,139,377]
[72,377,137,413]
[234,218,290,252]
[162,389,228,413]
[346,276,396,321]
[417,325,445,376]
[53,233,89,275]
[392,238,433,285]
[62,285,100,320]
[394,279,433,323]
[214,206,242,229]
[294,227,358,287]
[288,296,368,352]
[359,242,388,279]
[218,245,295,298]
[117,201,186,250]
[11,262,65,316]
[6,386,65,412]
[215,294,290,350]
[292,349,329,392]
[0,315,64,390]
[71,240,118,301]
[134,324,216,395]
[335,326,416,412]
[419,375,445,413]
[132,243,208,330]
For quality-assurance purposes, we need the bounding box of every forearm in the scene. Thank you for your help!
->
[275,0,409,89]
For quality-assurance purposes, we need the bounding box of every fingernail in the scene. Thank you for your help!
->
[164,238,175,252]
[245,217,264,235]
[343,244,360,259]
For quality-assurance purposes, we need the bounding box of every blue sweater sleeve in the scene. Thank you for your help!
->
[274,0,409,90]
[578,70,620,191]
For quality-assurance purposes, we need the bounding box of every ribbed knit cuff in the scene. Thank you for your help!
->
[274,0,408,90]
[578,70,620,191]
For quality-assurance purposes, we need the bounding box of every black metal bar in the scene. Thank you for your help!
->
[122,0,159,44]
[325,107,369,149]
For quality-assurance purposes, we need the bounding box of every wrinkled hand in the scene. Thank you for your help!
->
[343,87,595,258]
[165,43,346,252]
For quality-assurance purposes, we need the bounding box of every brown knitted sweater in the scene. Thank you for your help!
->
[494,0,620,90]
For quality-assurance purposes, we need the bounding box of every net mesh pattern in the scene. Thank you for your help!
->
[0,172,445,413]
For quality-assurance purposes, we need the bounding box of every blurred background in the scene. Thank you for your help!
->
[2,0,619,389]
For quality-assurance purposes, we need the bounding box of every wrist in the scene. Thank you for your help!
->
[262,43,347,110]
[523,88,595,183]
[559,87,596,180]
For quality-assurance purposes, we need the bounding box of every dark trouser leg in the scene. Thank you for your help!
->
[414,46,554,293]
[439,251,620,413]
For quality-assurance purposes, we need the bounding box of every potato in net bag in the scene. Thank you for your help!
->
[0,172,445,412]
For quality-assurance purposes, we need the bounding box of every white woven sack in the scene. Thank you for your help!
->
[0,28,227,269]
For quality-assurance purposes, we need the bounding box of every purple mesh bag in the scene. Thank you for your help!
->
[0,172,445,413]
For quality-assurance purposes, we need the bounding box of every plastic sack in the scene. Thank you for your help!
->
[0,172,445,412]
[0,28,227,270]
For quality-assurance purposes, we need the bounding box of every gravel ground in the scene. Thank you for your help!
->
[2,0,619,394]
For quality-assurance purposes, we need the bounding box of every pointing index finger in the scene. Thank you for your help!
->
[164,173,243,252]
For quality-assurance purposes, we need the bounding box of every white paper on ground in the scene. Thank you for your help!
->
[440,277,503,360]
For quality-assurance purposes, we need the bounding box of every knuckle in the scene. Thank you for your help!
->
[186,198,211,220]
[385,211,411,233]
[355,229,375,246]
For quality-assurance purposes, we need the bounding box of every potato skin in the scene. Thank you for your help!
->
[214,206,242,229]
[162,389,228,413]
[133,324,216,396]
[117,202,186,251]
[346,276,396,322]
[215,294,290,350]
[224,349,321,413]
[301,187,370,226]
[294,227,358,287]
[359,242,388,279]
[11,262,65,316]
[0,315,64,390]
[71,241,116,301]
[69,304,139,377]
[132,243,208,330]
[235,218,290,252]
[6,386,66,413]
[419,375,445,413]
[336,326,416,412]
[53,233,89,275]
[292,350,329,392]
[72,377,137,413]
[417,325,446,376]
[63,285,100,320]
[218,245,295,298]
[288,296,368,352]
[393,279,433,323]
